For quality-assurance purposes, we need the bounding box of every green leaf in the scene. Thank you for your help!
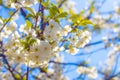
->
[29,39,36,45]
[9,11,14,15]
[25,7,35,15]
[37,0,40,2]
[26,20,32,29]
[26,14,34,18]
[14,74,21,80]
[26,36,31,42]
[89,4,94,14]
[0,0,2,4]
[11,0,15,3]
[36,12,42,17]
[41,0,50,8]
[59,8,63,13]
[49,5,59,18]
[54,18,60,23]
[56,12,68,18]
[70,14,94,27]
[80,19,95,26]
[80,10,85,16]
[20,40,26,47]
[3,18,10,23]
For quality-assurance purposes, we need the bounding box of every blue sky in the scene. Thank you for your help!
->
[0,0,120,80]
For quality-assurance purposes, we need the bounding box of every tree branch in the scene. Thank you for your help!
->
[0,9,19,33]
[26,66,29,80]
[85,37,120,47]
[0,41,16,80]
[40,0,45,33]
[49,61,85,66]
[34,2,41,30]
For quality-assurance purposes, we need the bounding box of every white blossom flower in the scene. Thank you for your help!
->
[106,56,115,67]
[19,24,27,33]
[61,25,72,36]
[17,0,37,7]
[77,66,97,79]
[87,67,98,79]
[1,72,14,80]
[75,30,91,48]
[108,45,120,57]
[28,40,52,67]
[13,53,25,64]
[67,45,79,55]
[44,19,62,41]
[111,77,120,80]
[102,37,108,43]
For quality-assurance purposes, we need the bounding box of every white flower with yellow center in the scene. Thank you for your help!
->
[19,24,26,32]
[17,0,37,7]
[1,72,14,80]
[13,53,25,64]
[77,66,97,79]
[62,25,72,36]
[44,19,62,42]
[76,30,91,48]
[28,40,52,67]
[67,45,79,55]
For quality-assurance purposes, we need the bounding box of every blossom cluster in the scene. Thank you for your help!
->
[77,66,98,79]
[3,0,38,8]
[0,19,92,68]
[102,45,120,75]
[37,63,69,80]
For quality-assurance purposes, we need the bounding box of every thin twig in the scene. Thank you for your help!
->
[26,66,29,80]
[85,37,119,47]
[40,0,45,33]
[49,61,81,66]
[5,57,16,80]
[0,9,19,32]
[0,41,16,80]
[109,54,120,78]
[34,2,41,30]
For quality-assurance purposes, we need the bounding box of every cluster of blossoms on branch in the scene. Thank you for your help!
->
[1,0,120,80]
[0,17,92,68]
[77,66,97,79]
[100,45,120,76]
[3,0,37,8]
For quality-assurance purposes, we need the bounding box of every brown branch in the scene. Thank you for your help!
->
[85,37,119,47]
[40,0,45,33]
[26,66,29,80]
[0,41,16,80]
[49,61,83,66]
[5,57,16,80]
[34,2,41,30]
